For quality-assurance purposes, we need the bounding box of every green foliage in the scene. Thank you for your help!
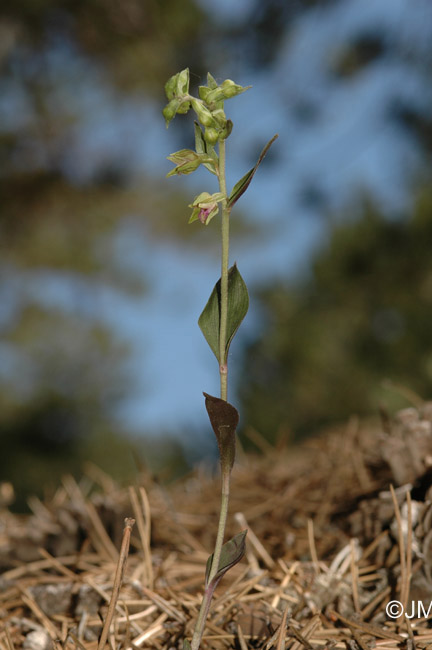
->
[239,190,432,440]
[198,265,249,362]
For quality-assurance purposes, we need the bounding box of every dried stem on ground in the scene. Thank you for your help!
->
[2,404,432,649]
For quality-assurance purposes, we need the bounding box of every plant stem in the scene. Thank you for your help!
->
[218,138,230,402]
[208,469,230,583]
[210,135,231,584]
[190,586,213,650]
[190,139,233,650]
[190,471,229,650]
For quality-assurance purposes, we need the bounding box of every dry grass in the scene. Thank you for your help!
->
[2,404,432,649]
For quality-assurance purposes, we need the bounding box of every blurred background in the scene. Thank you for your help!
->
[1,0,432,508]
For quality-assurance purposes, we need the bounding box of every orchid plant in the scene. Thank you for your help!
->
[163,68,277,650]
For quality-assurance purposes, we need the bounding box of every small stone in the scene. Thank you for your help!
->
[23,630,53,650]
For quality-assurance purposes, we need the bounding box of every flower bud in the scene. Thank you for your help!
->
[166,149,201,176]
[176,68,190,96]
[191,98,215,127]
[162,100,178,126]
[167,158,201,177]
[165,68,190,100]
[211,108,227,128]
[205,88,226,105]
[221,79,237,98]
[176,100,191,115]
[164,73,179,100]
[199,86,211,102]
[204,127,219,145]
[221,79,252,99]
[167,149,197,164]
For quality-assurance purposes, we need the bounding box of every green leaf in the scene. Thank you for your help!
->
[227,134,279,207]
[203,393,239,472]
[198,264,249,362]
[205,530,247,588]
[183,640,192,650]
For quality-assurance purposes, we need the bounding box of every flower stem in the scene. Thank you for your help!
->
[218,138,230,402]
[210,135,231,582]
[189,138,233,650]
[207,138,232,612]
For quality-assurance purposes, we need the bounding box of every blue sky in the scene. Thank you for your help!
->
[2,0,432,442]
[115,0,432,437]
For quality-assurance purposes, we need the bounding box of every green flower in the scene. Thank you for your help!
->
[167,149,216,177]
[188,192,225,225]
[166,150,201,176]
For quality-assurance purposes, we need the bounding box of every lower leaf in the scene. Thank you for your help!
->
[205,530,247,587]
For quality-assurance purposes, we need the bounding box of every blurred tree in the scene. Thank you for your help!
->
[1,0,431,498]
[238,186,432,441]
[0,0,209,499]
[0,0,206,93]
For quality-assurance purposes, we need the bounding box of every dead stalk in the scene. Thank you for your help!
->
[97,517,135,650]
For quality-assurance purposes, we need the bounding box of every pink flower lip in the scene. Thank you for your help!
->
[198,207,213,224]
